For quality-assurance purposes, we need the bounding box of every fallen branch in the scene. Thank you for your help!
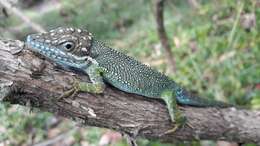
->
[0,39,259,144]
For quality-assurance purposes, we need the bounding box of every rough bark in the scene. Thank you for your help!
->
[0,39,259,144]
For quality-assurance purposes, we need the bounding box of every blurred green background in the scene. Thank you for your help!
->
[0,0,259,146]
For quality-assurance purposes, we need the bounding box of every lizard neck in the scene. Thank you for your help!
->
[89,40,110,59]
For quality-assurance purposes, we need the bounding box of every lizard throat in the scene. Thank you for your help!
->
[26,35,89,70]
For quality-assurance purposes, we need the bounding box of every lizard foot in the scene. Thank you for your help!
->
[57,78,105,101]
[163,111,187,135]
[58,80,80,101]
[163,118,194,135]
[163,123,180,135]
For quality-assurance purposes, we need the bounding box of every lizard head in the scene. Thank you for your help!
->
[26,27,94,70]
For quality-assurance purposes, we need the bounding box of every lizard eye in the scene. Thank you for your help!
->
[61,41,75,51]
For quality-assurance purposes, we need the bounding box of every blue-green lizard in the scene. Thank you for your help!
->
[25,27,231,133]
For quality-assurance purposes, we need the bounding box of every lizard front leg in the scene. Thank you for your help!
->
[161,90,187,134]
[58,64,105,100]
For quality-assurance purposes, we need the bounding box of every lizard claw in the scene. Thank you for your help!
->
[163,118,193,135]
[58,81,80,100]
[162,112,188,135]
[163,124,180,135]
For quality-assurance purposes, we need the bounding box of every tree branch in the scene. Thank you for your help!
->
[0,39,259,144]
[155,0,176,72]
[0,0,45,33]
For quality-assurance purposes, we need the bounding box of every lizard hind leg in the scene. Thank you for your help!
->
[161,90,187,134]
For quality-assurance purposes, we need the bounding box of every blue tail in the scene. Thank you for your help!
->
[175,87,231,108]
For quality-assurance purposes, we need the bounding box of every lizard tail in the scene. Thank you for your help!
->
[175,88,232,108]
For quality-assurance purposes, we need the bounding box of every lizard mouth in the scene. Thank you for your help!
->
[26,34,88,69]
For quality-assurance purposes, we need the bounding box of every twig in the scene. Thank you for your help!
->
[228,2,244,48]
[155,0,176,72]
[0,0,45,33]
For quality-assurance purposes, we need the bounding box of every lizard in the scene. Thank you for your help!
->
[25,27,231,133]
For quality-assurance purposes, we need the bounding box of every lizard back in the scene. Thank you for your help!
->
[91,40,177,98]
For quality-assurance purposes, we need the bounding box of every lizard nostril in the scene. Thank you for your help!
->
[26,35,32,43]
[27,35,37,42]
